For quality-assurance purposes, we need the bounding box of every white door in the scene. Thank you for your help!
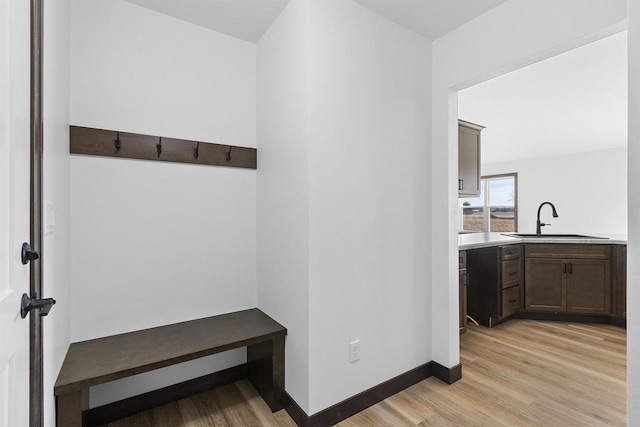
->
[0,0,33,425]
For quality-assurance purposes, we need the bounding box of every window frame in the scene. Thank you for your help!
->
[460,173,518,233]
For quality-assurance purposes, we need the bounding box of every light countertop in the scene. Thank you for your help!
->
[458,232,627,250]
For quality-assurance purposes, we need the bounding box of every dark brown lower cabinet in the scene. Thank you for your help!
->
[613,245,627,320]
[459,251,467,335]
[463,243,625,327]
[459,267,467,334]
[467,245,522,327]
[524,244,611,315]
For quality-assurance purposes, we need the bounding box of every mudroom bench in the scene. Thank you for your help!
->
[54,308,287,426]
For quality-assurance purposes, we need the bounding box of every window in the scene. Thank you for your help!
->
[460,173,517,232]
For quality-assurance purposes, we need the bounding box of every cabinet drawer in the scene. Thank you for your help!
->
[501,245,521,261]
[502,286,521,317]
[502,259,521,289]
[525,244,610,260]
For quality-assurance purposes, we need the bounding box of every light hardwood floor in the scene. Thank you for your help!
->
[106,320,626,427]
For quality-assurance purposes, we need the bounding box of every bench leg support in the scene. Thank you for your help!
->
[56,388,88,427]
[247,336,285,412]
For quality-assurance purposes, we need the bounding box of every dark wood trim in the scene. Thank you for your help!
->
[611,317,627,328]
[84,358,464,427]
[84,364,248,426]
[431,362,462,385]
[29,0,45,423]
[283,393,308,427]
[286,363,436,427]
[70,125,257,169]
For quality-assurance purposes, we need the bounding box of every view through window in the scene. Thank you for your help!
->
[460,173,517,232]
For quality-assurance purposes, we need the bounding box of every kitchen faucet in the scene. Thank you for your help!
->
[536,201,558,234]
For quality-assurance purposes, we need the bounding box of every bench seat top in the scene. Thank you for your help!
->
[54,308,286,396]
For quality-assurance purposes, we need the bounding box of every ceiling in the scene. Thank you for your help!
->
[121,0,626,165]
[352,0,506,41]
[124,0,290,43]
[124,0,507,43]
[458,31,627,165]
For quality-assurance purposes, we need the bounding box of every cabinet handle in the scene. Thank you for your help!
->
[568,263,572,274]
[458,179,463,190]
[563,263,566,273]
[508,298,517,303]
[508,271,517,276]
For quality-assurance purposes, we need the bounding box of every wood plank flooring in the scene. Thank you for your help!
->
[105,320,626,427]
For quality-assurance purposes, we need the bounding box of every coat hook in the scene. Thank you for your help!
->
[194,141,200,159]
[226,146,232,161]
[114,131,121,152]
[157,137,162,157]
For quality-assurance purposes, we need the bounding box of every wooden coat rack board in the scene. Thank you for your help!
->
[69,125,257,169]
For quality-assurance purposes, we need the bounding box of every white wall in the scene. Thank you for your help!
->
[483,147,627,235]
[70,0,257,406]
[306,0,431,414]
[432,0,628,369]
[43,0,72,425]
[627,0,640,423]
[256,0,311,413]
[64,0,638,421]
[258,0,431,415]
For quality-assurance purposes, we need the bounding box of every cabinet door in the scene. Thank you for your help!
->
[458,125,481,196]
[566,260,611,314]
[525,258,565,311]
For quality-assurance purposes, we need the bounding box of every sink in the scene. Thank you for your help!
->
[503,233,608,239]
